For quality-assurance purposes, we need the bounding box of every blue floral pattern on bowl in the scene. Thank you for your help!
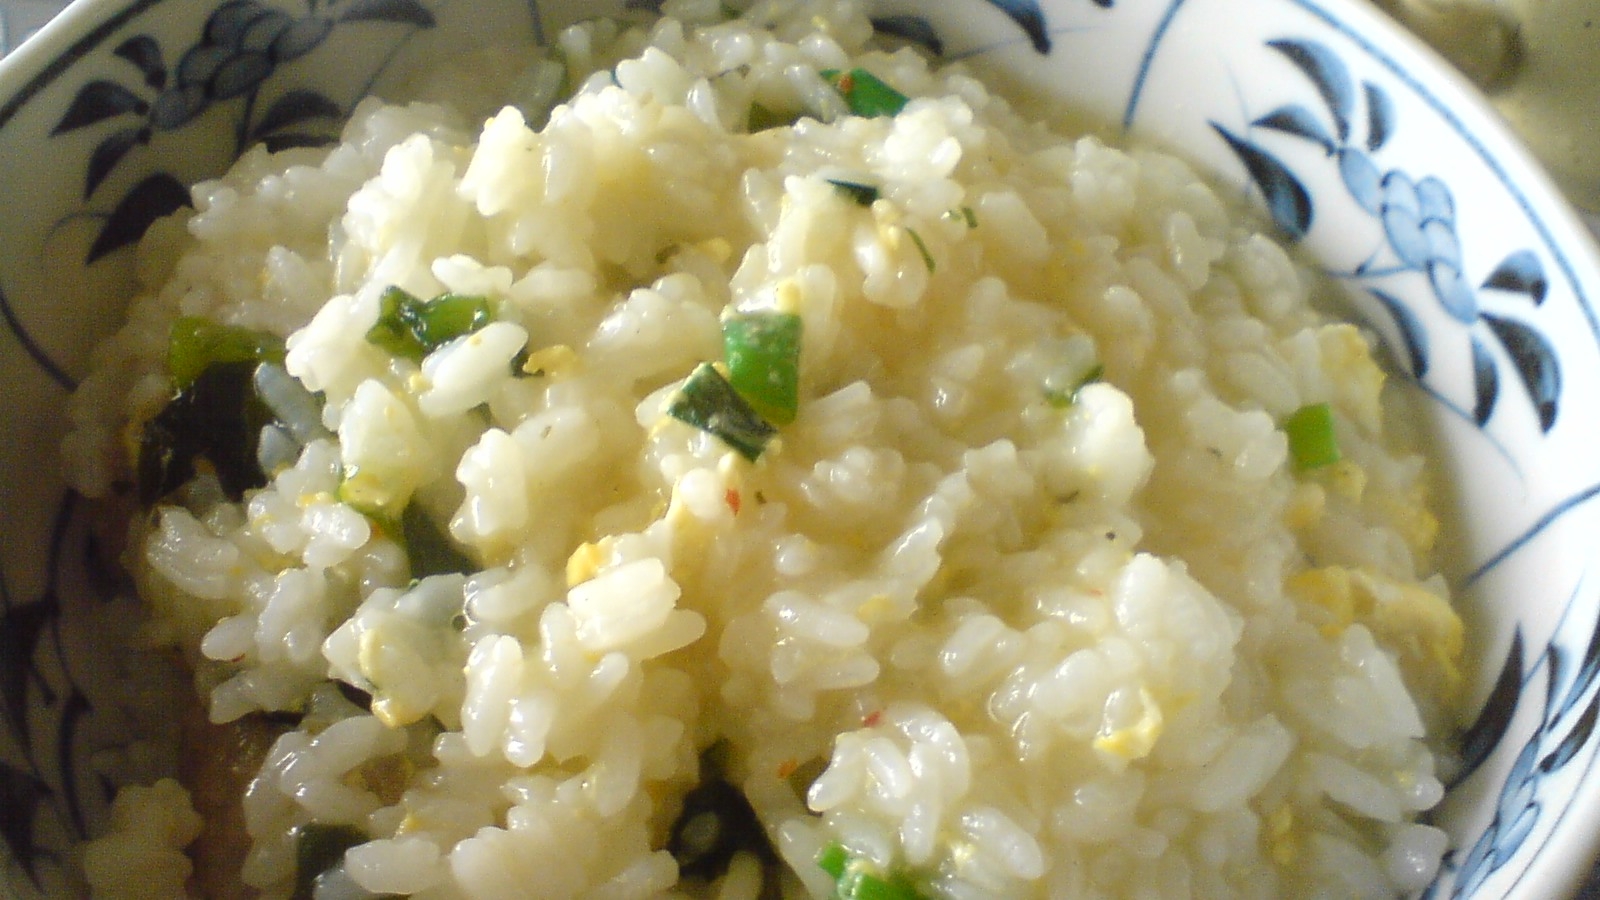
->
[4,0,1600,897]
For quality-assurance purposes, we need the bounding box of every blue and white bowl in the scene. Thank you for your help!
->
[2,0,1598,897]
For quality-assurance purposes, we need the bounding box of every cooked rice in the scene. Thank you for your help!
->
[69,2,1462,898]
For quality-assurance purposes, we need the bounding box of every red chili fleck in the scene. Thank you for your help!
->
[837,72,855,94]
[776,758,798,779]
[725,488,742,516]
[862,709,883,728]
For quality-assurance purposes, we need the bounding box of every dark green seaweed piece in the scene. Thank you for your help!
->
[666,363,778,461]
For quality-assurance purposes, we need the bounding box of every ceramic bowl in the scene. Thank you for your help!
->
[3,0,1599,897]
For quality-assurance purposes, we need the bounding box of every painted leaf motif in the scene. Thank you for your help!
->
[0,599,55,744]
[1362,80,1393,151]
[338,0,438,28]
[51,81,149,135]
[1556,605,1600,721]
[1415,175,1454,225]
[1499,737,1542,821]
[1338,147,1382,215]
[209,52,273,100]
[1251,104,1335,152]
[1482,249,1549,304]
[1540,689,1599,773]
[869,15,944,55]
[1497,801,1542,869]
[1367,288,1430,377]
[1381,203,1427,269]
[1211,124,1312,240]
[1267,39,1354,142]
[0,761,49,878]
[175,43,231,91]
[88,173,192,264]
[1482,312,1561,431]
[1429,258,1479,323]
[1380,169,1418,217]
[1472,331,1500,425]
[1453,628,1523,787]
[206,0,273,46]
[1454,826,1499,898]
[237,8,293,53]
[1421,217,1461,270]
[84,127,147,199]
[253,89,342,138]
[55,689,92,838]
[983,0,1051,53]
[0,285,75,390]
[270,17,334,63]
[113,35,167,90]
[149,85,207,131]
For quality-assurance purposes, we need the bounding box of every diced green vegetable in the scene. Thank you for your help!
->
[817,843,850,880]
[667,363,778,461]
[905,227,935,273]
[291,823,367,900]
[1285,401,1341,470]
[748,101,799,132]
[366,286,493,363]
[814,843,928,900]
[826,179,880,206]
[846,871,924,900]
[821,67,910,118]
[722,311,802,425]
[167,316,285,390]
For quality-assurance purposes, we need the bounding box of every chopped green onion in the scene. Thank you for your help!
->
[1285,401,1341,470]
[723,311,802,425]
[292,823,367,900]
[167,316,285,390]
[748,101,799,132]
[905,227,935,272]
[821,67,910,118]
[814,843,927,900]
[826,179,880,206]
[366,286,493,363]
[817,843,850,880]
[667,363,777,461]
[948,205,977,228]
[846,871,924,900]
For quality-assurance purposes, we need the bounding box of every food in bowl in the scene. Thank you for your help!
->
[65,2,1466,896]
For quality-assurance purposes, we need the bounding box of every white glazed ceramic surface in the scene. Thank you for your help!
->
[2,1,1599,898]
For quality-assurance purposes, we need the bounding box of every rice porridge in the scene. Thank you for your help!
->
[64,2,1465,897]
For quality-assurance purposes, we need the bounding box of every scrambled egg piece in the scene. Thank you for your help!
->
[1267,803,1299,866]
[520,344,580,378]
[565,538,614,587]
[1317,324,1386,433]
[1312,458,1367,502]
[1287,566,1464,689]
[1378,480,1441,560]
[1093,686,1164,764]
